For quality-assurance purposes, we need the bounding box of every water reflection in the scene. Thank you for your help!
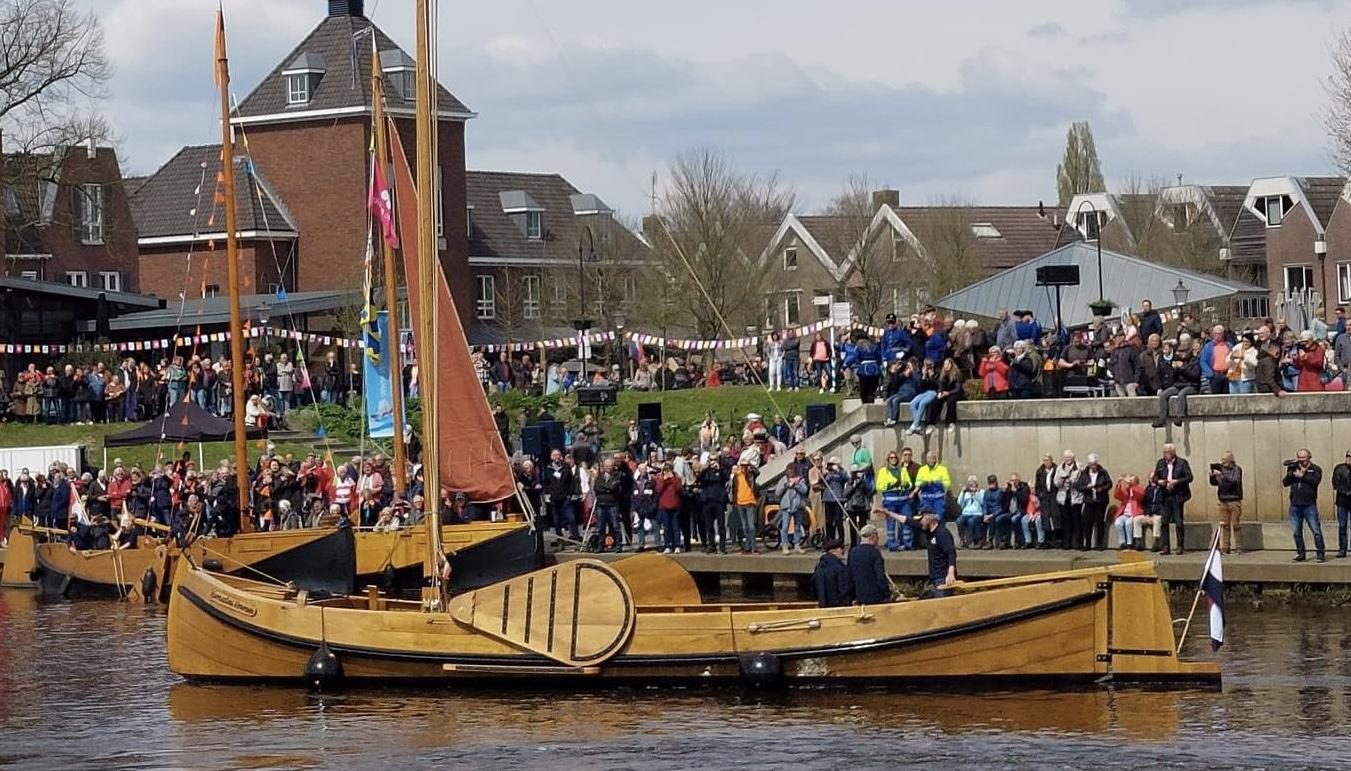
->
[7,590,1351,769]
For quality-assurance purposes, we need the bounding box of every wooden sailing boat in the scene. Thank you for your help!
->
[167,0,1217,688]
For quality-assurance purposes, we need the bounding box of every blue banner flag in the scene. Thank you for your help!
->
[363,310,402,439]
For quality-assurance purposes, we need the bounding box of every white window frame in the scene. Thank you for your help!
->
[1080,211,1104,240]
[286,73,309,105]
[476,274,496,320]
[551,281,567,318]
[523,274,541,319]
[525,211,542,240]
[1338,262,1351,305]
[1284,264,1314,293]
[622,275,637,303]
[76,183,104,244]
[99,271,120,292]
[783,245,798,271]
[970,223,1001,239]
[1264,195,1284,228]
[783,292,801,326]
[19,269,38,280]
[434,165,444,239]
[64,270,88,287]
[204,284,221,298]
[892,286,903,315]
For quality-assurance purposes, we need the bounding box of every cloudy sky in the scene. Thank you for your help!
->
[78,0,1351,217]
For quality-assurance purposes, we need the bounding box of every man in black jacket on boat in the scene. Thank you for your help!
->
[848,524,892,604]
[812,538,853,607]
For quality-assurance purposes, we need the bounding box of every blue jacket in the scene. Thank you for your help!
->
[923,331,947,363]
[1199,336,1236,379]
[1014,319,1043,342]
[880,326,912,360]
[981,487,1003,517]
[51,479,71,524]
[847,543,891,605]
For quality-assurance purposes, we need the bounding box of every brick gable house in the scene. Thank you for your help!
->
[131,0,475,326]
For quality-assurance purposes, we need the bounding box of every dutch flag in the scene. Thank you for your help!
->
[1201,542,1225,650]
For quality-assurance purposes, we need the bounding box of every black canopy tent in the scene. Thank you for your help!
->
[105,401,264,447]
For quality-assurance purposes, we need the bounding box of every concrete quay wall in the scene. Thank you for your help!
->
[762,393,1351,551]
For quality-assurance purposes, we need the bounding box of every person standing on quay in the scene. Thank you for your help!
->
[1153,444,1193,555]
[1054,451,1082,551]
[1332,451,1351,558]
[1284,449,1326,563]
[1208,451,1244,554]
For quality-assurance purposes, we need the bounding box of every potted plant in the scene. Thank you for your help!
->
[1088,298,1117,318]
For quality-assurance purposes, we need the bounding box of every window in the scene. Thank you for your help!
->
[1166,204,1191,230]
[74,183,104,244]
[204,284,221,298]
[1234,295,1270,319]
[970,223,1001,239]
[476,274,496,319]
[1264,195,1285,227]
[783,245,798,271]
[64,270,87,287]
[783,292,801,326]
[551,281,567,318]
[3,187,18,217]
[525,211,542,240]
[893,286,903,315]
[99,271,120,292]
[816,299,830,321]
[1079,210,1104,240]
[19,269,37,280]
[466,205,474,235]
[387,70,415,101]
[286,73,309,105]
[434,165,444,239]
[1339,262,1351,304]
[523,274,541,319]
[622,275,637,303]
[892,235,907,263]
[1285,264,1315,293]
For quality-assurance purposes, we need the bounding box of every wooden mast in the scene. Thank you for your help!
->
[215,9,252,527]
[370,46,407,498]
[415,0,444,609]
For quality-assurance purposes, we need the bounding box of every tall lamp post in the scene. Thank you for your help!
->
[1074,199,1111,317]
[1171,279,1191,317]
[257,300,271,351]
[575,225,599,361]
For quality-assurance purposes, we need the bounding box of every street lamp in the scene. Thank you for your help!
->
[1171,279,1191,309]
[1074,199,1110,315]
[257,300,271,350]
[612,309,627,381]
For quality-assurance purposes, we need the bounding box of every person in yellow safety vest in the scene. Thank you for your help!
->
[875,447,920,550]
[916,451,952,522]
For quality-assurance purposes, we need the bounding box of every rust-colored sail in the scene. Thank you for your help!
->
[389,124,515,502]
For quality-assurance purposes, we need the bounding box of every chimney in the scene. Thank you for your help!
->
[85,136,96,160]
[328,0,365,17]
[872,189,899,209]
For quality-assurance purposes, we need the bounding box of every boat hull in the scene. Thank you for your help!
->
[35,527,356,600]
[0,519,39,588]
[353,522,541,593]
[167,556,1220,686]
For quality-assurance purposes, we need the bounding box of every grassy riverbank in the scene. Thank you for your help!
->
[0,420,316,472]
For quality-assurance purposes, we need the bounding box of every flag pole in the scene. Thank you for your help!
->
[1175,526,1222,654]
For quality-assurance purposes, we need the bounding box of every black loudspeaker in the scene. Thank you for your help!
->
[805,403,836,436]
[637,418,662,449]
[537,419,565,454]
[1035,264,1080,287]
[520,424,548,460]
[576,385,618,407]
[637,402,662,424]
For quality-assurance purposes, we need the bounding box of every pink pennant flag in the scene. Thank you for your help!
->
[368,157,400,249]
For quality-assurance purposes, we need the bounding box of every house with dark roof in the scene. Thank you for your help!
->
[1,143,139,293]
[130,144,299,300]
[757,189,1062,324]
[130,0,476,325]
[1312,180,1351,314]
[1239,176,1346,320]
[465,170,651,344]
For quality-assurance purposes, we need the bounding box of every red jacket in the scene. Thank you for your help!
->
[978,357,1010,394]
[106,477,132,511]
[1295,346,1325,392]
[654,474,683,510]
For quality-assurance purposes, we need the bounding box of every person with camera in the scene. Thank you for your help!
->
[1152,443,1192,554]
[1073,453,1112,550]
[1294,331,1327,393]
[1208,450,1244,554]
[1153,334,1202,428]
[1283,449,1326,563]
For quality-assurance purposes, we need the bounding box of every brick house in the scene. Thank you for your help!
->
[758,190,1063,325]
[131,0,475,326]
[1,143,139,292]
[1241,176,1346,320]
[465,170,651,344]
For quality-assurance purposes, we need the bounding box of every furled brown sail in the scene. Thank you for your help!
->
[389,123,514,502]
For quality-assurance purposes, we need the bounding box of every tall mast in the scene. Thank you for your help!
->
[215,9,252,527]
[371,46,407,498]
[415,0,444,609]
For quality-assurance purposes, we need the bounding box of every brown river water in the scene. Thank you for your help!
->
[0,588,1347,770]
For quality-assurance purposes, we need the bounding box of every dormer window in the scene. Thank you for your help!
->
[379,49,417,101]
[1262,195,1290,228]
[1078,210,1106,240]
[783,245,798,270]
[283,53,326,107]
[500,190,545,240]
[970,223,1001,239]
[526,211,542,240]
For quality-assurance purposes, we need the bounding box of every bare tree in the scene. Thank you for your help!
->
[648,149,795,338]
[820,174,902,324]
[1328,29,1351,175]
[1114,174,1227,276]
[0,0,109,149]
[910,197,983,303]
[492,267,532,341]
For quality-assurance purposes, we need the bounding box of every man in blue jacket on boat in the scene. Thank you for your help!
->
[848,524,892,604]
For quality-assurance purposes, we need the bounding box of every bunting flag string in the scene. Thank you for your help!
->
[3,317,869,358]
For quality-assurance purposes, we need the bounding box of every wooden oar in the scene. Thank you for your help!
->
[132,518,172,534]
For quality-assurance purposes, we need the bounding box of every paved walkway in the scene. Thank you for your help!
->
[554,547,1351,584]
